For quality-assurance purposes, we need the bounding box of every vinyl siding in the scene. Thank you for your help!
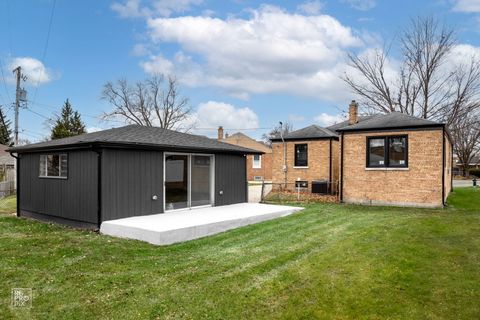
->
[19,150,98,224]
[215,154,247,206]
[101,148,164,221]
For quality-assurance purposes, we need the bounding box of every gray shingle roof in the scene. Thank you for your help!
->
[270,125,338,141]
[9,125,261,154]
[326,115,376,132]
[335,112,443,132]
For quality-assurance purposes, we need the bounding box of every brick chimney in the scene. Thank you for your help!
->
[217,126,224,140]
[348,100,358,125]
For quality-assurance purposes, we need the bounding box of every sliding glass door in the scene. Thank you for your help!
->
[165,155,189,210]
[165,154,213,211]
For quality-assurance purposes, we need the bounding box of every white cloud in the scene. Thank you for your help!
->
[130,43,151,56]
[297,1,324,15]
[341,0,376,11]
[141,5,363,101]
[184,101,259,135]
[86,126,103,133]
[8,57,54,86]
[314,113,345,126]
[111,0,203,18]
[452,0,480,12]
[140,53,174,74]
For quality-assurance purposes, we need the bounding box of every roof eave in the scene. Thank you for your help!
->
[336,123,445,133]
[9,141,262,155]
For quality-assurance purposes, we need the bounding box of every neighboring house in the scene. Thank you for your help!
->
[0,144,15,181]
[9,125,260,228]
[270,124,339,192]
[337,101,453,208]
[218,127,272,182]
[453,155,479,176]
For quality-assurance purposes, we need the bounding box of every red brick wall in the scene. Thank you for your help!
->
[246,153,272,181]
[272,139,339,189]
[341,129,449,207]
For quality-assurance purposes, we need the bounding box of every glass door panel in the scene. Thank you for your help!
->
[190,155,212,207]
[165,155,189,210]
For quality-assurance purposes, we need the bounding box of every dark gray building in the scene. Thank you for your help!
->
[9,125,260,229]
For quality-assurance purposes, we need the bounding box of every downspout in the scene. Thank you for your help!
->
[9,151,19,217]
[450,133,453,193]
[93,147,103,229]
[340,133,344,203]
[280,122,287,188]
[329,139,332,187]
[442,126,445,207]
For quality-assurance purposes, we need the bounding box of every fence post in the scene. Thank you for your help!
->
[260,180,265,203]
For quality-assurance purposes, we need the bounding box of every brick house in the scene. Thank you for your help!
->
[218,128,273,182]
[338,101,453,208]
[270,125,339,191]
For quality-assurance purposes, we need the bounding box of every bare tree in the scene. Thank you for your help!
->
[101,76,192,131]
[262,121,294,145]
[451,112,480,177]
[342,16,480,125]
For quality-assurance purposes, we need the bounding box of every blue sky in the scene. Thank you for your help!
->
[1,0,479,142]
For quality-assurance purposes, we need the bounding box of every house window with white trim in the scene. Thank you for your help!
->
[39,154,68,178]
[253,154,261,169]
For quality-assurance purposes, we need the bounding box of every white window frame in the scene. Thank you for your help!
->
[39,154,68,179]
[252,154,262,169]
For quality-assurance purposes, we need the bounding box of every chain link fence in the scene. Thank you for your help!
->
[253,180,339,204]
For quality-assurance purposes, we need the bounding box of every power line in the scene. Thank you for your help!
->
[31,0,57,106]
[24,106,52,121]
[0,57,12,103]
[6,0,14,56]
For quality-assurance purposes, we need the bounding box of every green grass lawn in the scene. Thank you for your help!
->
[1,189,479,319]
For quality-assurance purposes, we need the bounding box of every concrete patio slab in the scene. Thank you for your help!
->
[100,203,303,245]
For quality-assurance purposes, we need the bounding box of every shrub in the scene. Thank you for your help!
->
[469,169,480,178]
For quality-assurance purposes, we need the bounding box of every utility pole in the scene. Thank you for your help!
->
[13,66,21,146]
[12,66,26,146]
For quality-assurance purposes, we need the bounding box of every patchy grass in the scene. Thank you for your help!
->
[0,189,479,319]
[0,195,16,214]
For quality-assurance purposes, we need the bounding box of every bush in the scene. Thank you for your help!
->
[469,169,480,178]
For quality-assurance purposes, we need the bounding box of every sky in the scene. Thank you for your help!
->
[1,0,480,142]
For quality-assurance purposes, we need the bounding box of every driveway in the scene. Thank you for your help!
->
[453,179,476,188]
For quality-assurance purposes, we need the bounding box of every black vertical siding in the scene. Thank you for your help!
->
[101,149,163,221]
[215,153,247,206]
[19,151,98,224]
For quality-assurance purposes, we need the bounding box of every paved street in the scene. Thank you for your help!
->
[453,179,476,188]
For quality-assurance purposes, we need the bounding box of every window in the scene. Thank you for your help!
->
[294,144,308,167]
[295,180,308,189]
[252,154,262,169]
[367,136,407,168]
[39,154,68,178]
